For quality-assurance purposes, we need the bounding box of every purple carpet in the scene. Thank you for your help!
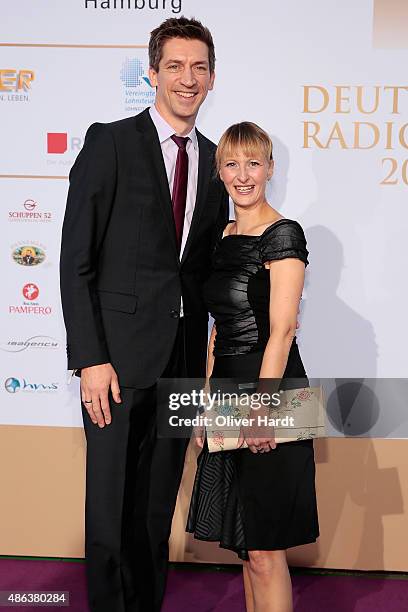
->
[0,559,407,611]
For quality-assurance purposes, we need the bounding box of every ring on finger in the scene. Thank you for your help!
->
[84,399,93,404]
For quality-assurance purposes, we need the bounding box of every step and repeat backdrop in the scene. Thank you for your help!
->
[1,0,408,428]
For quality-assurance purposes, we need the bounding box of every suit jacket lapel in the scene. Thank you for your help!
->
[135,110,179,263]
[181,130,212,265]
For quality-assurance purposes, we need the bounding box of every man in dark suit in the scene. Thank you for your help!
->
[60,17,228,612]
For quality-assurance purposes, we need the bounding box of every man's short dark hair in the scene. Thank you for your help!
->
[149,16,215,73]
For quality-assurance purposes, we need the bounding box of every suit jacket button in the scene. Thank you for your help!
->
[170,309,179,319]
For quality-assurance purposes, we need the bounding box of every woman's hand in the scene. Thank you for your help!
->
[237,405,276,453]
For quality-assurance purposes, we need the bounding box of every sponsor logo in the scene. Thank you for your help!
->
[47,132,83,155]
[0,335,60,353]
[47,132,68,154]
[5,376,59,394]
[8,199,53,223]
[120,57,155,114]
[47,132,84,168]
[24,199,36,211]
[0,69,35,103]
[12,244,46,267]
[5,377,20,393]
[22,283,39,300]
[121,58,152,88]
[8,283,52,315]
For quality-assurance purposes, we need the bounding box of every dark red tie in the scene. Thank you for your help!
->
[171,135,189,252]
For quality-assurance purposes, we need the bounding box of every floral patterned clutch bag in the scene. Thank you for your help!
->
[205,386,326,453]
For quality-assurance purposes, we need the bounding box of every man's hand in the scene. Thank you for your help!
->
[80,363,121,427]
[237,405,276,454]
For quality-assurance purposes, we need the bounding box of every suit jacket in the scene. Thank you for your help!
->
[60,108,229,388]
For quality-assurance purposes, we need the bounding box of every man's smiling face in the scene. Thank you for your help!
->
[149,37,215,128]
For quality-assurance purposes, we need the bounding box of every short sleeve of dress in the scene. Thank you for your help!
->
[259,220,309,266]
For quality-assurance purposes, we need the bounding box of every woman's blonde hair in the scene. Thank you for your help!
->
[215,122,273,172]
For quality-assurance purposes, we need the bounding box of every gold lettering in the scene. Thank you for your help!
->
[303,86,329,113]
[381,158,398,185]
[325,122,348,149]
[402,160,408,186]
[385,122,394,149]
[302,122,325,148]
[335,86,351,113]
[399,123,408,148]
[356,86,380,114]
[353,122,380,149]
[384,86,408,114]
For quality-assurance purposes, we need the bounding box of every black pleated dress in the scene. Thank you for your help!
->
[186,219,319,560]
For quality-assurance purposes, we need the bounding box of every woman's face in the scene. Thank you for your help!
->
[219,148,274,208]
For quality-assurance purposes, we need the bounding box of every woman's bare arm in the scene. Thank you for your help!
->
[239,257,305,453]
[206,322,217,381]
[259,258,305,379]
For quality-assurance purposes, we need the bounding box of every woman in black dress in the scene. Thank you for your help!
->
[187,122,319,611]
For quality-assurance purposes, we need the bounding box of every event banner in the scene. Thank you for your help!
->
[1,0,407,426]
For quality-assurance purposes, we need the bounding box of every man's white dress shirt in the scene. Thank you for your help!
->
[149,105,199,315]
[149,105,199,257]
